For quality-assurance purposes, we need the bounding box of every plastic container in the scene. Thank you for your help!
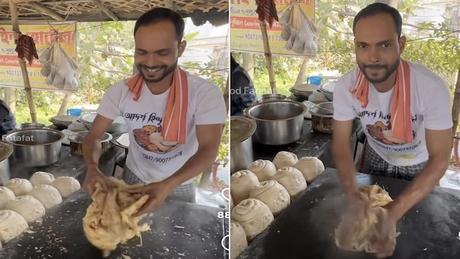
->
[307,75,322,86]
[67,108,82,117]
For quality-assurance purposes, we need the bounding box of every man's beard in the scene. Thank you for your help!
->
[136,61,177,83]
[358,58,400,84]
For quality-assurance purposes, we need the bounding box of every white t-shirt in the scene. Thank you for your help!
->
[97,72,226,183]
[333,62,452,166]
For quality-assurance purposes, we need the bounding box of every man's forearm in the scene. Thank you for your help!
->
[82,137,102,166]
[333,140,358,198]
[162,146,218,189]
[388,156,447,220]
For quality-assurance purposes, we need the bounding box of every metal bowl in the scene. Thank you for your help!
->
[245,100,306,145]
[310,102,334,133]
[68,131,112,156]
[0,141,13,184]
[5,128,64,167]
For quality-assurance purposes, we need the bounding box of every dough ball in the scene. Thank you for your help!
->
[4,195,45,223]
[0,209,28,243]
[52,176,81,198]
[272,151,298,169]
[230,221,247,259]
[294,157,325,183]
[29,184,63,209]
[248,160,277,181]
[231,170,260,204]
[272,167,307,197]
[231,198,273,240]
[30,171,55,186]
[6,178,33,196]
[0,187,15,209]
[249,180,290,215]
[335,185,394,253]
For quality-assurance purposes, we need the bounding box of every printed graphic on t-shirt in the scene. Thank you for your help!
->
[357,108,417,146]
[124,111,178,154]
[132,124,178,154]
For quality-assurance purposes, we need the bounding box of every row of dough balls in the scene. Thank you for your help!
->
[230,151,325,259]
[0,172,81,246]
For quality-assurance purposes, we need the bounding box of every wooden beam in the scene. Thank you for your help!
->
[91,0,119,21]
[8,0,37,123]
[30,3,64,21]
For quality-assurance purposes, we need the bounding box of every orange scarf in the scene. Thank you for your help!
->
[126,68,188,144]
[351,60,413,143]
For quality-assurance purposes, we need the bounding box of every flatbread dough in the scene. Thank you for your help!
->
[231,198,273,240]
[248,160,277,181]
[30,171,55,186]
[272,151,298,169]
[6,178,33,196]
[83,177,150,257]
[272,166,307,197]
[335,185,395,253]
[0,187,15,209]
[294,157,325,183]
[231,170,260,204]
[4,195,46,223]
[249,180,290,215]
[52,176,81,198]
[29,184,63,209]
[230,221,247,259]
[0,209,28,243]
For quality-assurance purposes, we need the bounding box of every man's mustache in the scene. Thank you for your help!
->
[139,65,166,70]
[363,64,387,69]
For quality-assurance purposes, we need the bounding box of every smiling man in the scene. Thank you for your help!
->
[82,8,226,215]
[332,3,452,257]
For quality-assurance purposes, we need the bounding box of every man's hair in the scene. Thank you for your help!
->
[353,3,402,37]
[134,7,185,41]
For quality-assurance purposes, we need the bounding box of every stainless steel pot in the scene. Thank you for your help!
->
[258,93,287,103]
[69,131,112,156]
[0,141,13,184]
[5,128,64,167]
[230,116,256,173]
[20,122,46,129]
[80,113,127,133]
[245,100,306,145]
[310,102,333,134]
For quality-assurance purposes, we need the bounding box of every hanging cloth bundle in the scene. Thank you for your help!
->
[39,39,79,91]
[279,3,318,55]
[15,34,38,65]
[255,0,279,28]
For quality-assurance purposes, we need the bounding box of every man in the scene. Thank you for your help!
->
[82,7,226,216]
[230,54,256,115]
[332,3,452,257]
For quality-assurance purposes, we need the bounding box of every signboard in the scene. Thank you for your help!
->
[230,0,315,56]
[0,23,77,91]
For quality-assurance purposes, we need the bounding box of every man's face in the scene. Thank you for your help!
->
[354,13,405,84]
[134,20,185,83]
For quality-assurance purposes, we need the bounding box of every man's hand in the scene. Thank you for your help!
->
[127,181,175,216]
[370,207,399,258]
[83,164,109,195]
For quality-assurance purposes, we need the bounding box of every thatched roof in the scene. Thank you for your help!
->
[0,0,228,25]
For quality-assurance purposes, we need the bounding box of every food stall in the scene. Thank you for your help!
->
[229,1,460,259]
[0,0,229,258]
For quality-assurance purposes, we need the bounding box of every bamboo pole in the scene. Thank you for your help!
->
[8,0,37,123]
[294,57,309,86]
[57,92,72,116]
[259,20,276,94]
[451,65,460,138]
